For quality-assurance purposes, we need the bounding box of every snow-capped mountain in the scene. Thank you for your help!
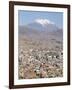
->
[19,18,63,41]
[27,19,59,32]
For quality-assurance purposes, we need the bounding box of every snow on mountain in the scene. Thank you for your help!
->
[35,18,55,27]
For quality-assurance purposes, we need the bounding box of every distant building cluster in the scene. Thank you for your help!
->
[18,48,63,79]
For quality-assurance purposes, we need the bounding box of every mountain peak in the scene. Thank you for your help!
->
[27,18,60,32]
[35,19,55,26]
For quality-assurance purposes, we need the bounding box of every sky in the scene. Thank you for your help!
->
[18,10,63,29]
